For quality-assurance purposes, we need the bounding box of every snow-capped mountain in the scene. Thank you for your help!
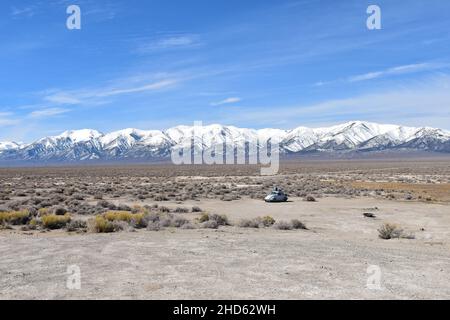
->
[0,141,22,152]
[0,121,449,163]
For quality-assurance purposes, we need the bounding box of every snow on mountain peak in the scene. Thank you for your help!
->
[0,141,21,152]
[59,129,103,143]
[1,121,449,162]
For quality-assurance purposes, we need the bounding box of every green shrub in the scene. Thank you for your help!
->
[104,211,145,227]
[261,216,276,227]
[88,216,115,233]
[198,213,229,226]
[42,214,71,229]
[0,210,30,225]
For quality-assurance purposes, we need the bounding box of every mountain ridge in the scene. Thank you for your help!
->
[1,121,449,163]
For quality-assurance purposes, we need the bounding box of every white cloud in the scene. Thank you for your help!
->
[210,97,242,106]
[316,62,450,86]
[11,6,37,17]
[41,78,179,106]
[29,108,70,119]
[136,35,200,53]
[348,63,443,82]
[219,76,450,130]
[44,93,81,105]
[0,112,19,126]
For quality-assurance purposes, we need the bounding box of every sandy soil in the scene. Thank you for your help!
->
[1,196,449,300]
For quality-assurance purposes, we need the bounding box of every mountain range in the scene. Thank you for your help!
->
[1,121,449,163]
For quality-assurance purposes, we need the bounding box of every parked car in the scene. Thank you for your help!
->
[264,187,288,202]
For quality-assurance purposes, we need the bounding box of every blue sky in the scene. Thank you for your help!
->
[1,0,450,142]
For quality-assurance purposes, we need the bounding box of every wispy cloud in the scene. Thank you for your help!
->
[135,34,201,54]
[210,97,242,106]
[316,62,450,86]
[221,76,450,129]
[348,63,446,83]
[11,6,37,18]
[41,78,179,107]
[29,108,70,119]
[0,112,19,126]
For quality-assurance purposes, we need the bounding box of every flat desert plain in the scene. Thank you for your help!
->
[0,159,449,299]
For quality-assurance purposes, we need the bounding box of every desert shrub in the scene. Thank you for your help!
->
[66,220,87,232]
[88,216,115,233]
[273,221,293,230]
[154,194,168,201]
[142,212,161,225]
[42,214,71,229]
[29,218,41,228]
[104,211,146,228]
[174,207,189,213]
[117,204,132,211]
[97,200,116,210]
[201,220,219,229]
[111,221,133,232]
[158,216,173,227]
[159,206,171,213]
[197,213,229,226]
[146,221,162,231]
[239,218,262,228]
[181,223,196,229]
[363,212,376,218]
[261,216,276,227]
[198,212,210,223]
[191,206,202,213]
[38,208,50,216]
[0,210,30,225]
[378,223,405,240]
[291,219,307,230]
[53,207,68,216]
[209,214,229,226]
[304,196,316,202]
[171,217,189,228]
[72,193,86,201]
[131,205,146,214]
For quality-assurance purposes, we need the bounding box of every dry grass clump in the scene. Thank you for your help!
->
[291,219,308,230]
[238,218,262,228]
[197,213,229,226]
[378,223,414,240]
[88,216,115,233]
[174,207,189,213]
[42,214,71,229]
[201,220,219,229]
[142,212,191,231]
[273,221,293,230]
[66,220,87,232]
[104,211,146,228]
[0,210,30,225]
[273,219,307,230]
[304,196,317,202]
[261,216,276,227]
[238,216,276,228]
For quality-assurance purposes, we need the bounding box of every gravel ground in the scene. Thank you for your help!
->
[1,197,449,300]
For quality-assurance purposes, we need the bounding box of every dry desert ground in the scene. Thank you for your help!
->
[0,159,449,299]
